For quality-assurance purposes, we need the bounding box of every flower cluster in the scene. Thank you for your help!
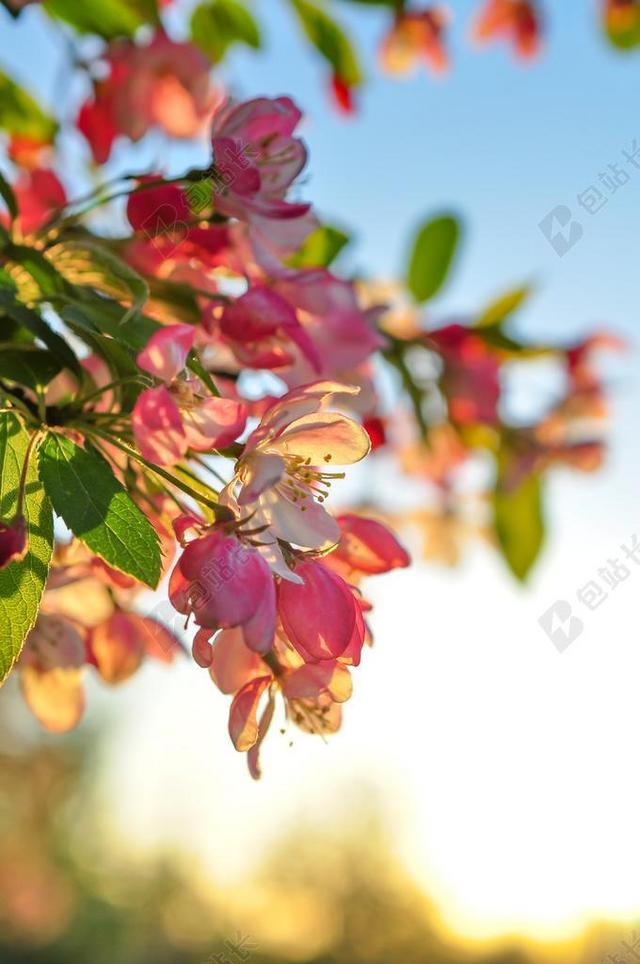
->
[0,60,618,775]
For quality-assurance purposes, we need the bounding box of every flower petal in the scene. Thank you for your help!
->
[332,515,411,574]
[209,626,267,694]
[268,412,370,465]
[137,324,195,382]
[21,666,85,733]
[282,661,352,703]
[277,559,360,662]
[182,396,247,450]
[89,612,145,684]
[132,385,188,465]
[229,674,272,751]
[237,452,285,504]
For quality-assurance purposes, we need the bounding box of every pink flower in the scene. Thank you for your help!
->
[0,515,27,570]
[380,7,449,76]
[222,382,370,553]
[169,527,276,653]
[137,322,194,383]
[132,325,247,464]
[205,622,354,776]
[211,96,307,207]
[6,169,66,235]
[272,269,386,381]
[125,179,235,275]
[77,31,217,163]
[215,285,321,372]
[209,96,315,263]
[429,324,501,425]
[132,385,189,464]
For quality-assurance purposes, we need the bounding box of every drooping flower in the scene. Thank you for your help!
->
[204,617,356,777]
[169,525,276,653]
[222,382,370,552]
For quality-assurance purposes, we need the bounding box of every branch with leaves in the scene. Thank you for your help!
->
[0,1,620,775]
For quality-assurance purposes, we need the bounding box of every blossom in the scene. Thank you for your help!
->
[0,515,27,570]
[132,324,247,464]
[3,168,66,235]
[211,96,307,215]
[471,0,541,60]
[77,31,217,163]
[222,382,370,552]
[203,270,383,384]
[169,525,276,653]
[19,549,182,732]
[216,284,321,371]
[380,7,449,76]
[209,96,316,264]
[428,324,500,425]
[271,270,386,381]
[125,179,235,278]
[205,619,355,777]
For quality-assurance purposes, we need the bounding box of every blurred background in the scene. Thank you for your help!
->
[1,1,640,961]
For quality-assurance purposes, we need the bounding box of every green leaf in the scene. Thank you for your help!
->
[146,277,201,326]
[0,170,17,221]
[64,327,144,411]
[476,284,532,328]
[57,293,159,352]
[190,0,261,63]
[0,290,83,380]
[290,0,362,85]
[0,71,57,143]
[493,455,545,582]
[287,224,350,268]
[0,415,54,683]
[38,433,162,588]
[46,240,149,326]
[5,244,65,300]
[43,0,158,38]
[407,213,460,303]
[0,345,61,390]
